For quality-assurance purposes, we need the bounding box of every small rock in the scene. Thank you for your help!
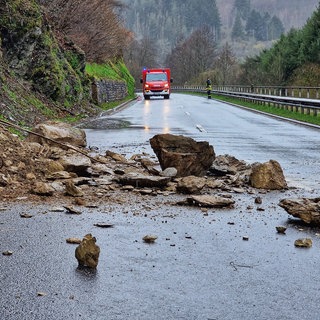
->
[20,213,33,218]
[66,237,82,244]
[64,206,82,215]
[160,167,178,178]
[49,207,65,212]
[65,180,84,197]
[143,235,158,243]
[94,223,114,228]
[75,234,100,268]
[178,195,235,208]
[242,236,249,241]
[106,150,127,162]
[2,250,13,256]
[31,182,54,196]
[276,226,287,234]
[294,238,312,248]
[255,196,262,204]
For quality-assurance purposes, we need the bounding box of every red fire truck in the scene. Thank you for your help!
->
[140,68,172,100]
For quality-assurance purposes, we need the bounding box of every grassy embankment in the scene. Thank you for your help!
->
[191,91,320,126]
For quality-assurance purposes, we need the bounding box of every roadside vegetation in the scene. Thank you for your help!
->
[205,93,320,126]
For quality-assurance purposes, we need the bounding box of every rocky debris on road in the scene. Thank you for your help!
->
[75,234,100,268]
[0,122,290,209]
[150,133,215,177]
[279,197,320,225]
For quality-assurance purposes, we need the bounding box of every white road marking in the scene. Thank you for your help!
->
[196,124,207,132]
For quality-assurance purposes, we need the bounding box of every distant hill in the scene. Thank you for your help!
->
[217,0,319,31]
[122,0,319,61]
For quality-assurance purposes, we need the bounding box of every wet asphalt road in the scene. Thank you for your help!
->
[86,93,320,189]
[2,94,320,320]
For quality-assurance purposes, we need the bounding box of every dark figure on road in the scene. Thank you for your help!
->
[206,78,212,99]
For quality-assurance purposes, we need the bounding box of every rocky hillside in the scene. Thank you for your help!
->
[0,0,105,128]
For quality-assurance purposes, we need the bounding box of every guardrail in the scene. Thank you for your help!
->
[135,85,320,116]
[171,85,320,99]
[170,85,320,117]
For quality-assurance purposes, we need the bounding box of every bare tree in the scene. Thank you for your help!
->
[215,43,238,85]
[166,25,216,84]
[39,0,131,62]
[124,36,158,85]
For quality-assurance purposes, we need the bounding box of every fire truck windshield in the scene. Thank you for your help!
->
[146,73,168,81]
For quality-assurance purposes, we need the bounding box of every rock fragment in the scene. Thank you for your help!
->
[176,176,207,194]
[294,238,312,248]
[143,235,158,243]
[31,182,54,196]
[117,172,170,188]
[66,237,82,244]
[177,194,235,208]
[276,226,287,234]
[65,180,84,197]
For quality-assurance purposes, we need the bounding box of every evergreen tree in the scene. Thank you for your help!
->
[300,4,320,63]
[233,0,251,20]
[184,0,221,40]
[246,10,268,41]
[232,13,245,40]
[268,16,285,40]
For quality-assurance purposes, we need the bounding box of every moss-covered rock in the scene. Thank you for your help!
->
[0,0,89,107]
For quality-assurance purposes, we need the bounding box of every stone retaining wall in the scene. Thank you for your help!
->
[91,79,128,104]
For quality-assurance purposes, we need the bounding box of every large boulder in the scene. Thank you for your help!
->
[279,198,320,225]
[149,134,215,177]
[59,153,91,176]
[249,160,287,190]
[26,121,87,148]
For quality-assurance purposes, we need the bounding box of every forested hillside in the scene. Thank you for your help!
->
[240,4,320,87]
[217,0,318,32]
[122,0,319,86]
[122,0,318,63]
